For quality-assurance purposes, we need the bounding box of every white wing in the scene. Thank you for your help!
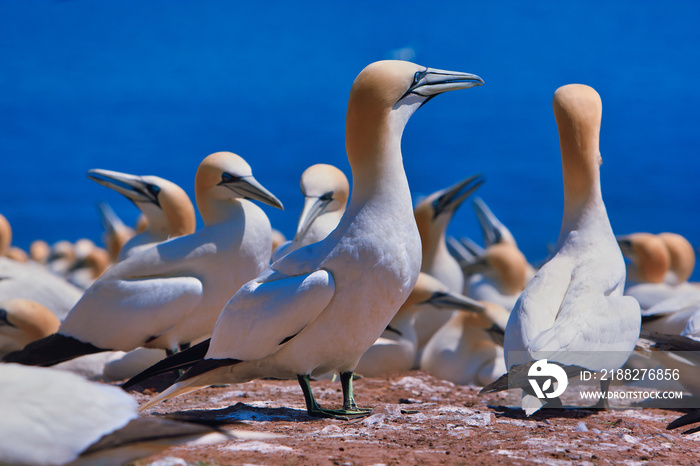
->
[60,276,203,350]
[207,269,335,361]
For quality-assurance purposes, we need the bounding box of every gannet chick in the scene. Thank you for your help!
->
[421,300,510,386]
[88,168,196,261]
[355,272,486,377]
[4,151,283,365]
[97,203,136,262]
[0,363,255,466]
[412,174,485,364]
[0,299,59,356]
[272,163,349,262]
[129,60,484,419]
[482,84,640,415]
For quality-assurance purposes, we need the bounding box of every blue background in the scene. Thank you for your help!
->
[1,1,699,277]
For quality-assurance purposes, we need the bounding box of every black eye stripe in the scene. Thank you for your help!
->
[319,191,334,201]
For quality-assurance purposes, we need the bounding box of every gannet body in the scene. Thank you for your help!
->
[412,175,484,364]
[421,301,510,386]
[271,163,349,262]
[88,168,196,261]
[0,363,247,466]
[4,152,282,365]
[494,84,640,414]
[355,272,486,377]
[0,257,83,320]
[134,61,484,419]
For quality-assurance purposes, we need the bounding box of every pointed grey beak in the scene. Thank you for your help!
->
[403,68,484,99]
[295,194,332,240]
[424,291,485,313]
[88,169,160,206]
[220,175,284,210]
[432,174,485,219]
[473,197,509,246]
[97,203,128,235]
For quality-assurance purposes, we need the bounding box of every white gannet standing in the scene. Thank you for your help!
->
[130,60,484,419]
[271,163,349,262]
[4,151,283,365]
[482,84,641,415]
[0,363,257,466]
[88,168,197,261]
[355,272,487,377]
[0,299,60,356]
[412,175,484,365]
[421,300,510,386]
[460,197,533,311]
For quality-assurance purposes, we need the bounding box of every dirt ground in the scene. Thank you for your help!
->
[127,370,699,465]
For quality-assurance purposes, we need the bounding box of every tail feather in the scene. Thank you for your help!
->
[2,333,107,366]
[122,339,211,390]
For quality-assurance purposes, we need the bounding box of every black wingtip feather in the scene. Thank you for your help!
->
[2,333,107,366]
[122,339,211,390]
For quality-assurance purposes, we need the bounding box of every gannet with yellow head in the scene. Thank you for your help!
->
[130,60,484,419]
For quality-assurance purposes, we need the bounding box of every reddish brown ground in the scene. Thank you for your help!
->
[130,371,699,465]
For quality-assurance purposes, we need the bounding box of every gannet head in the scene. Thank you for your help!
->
[658,232,696,284]
[398,272,485,316]
[617,233,670,284]
[295,163,349,240]
[0,214,11,257]
[0,299,60,353]
[346,60,483,164]
[88,169,197,238]
[553,84,603,203]
[29,239,51,264]
[195,152,283,221]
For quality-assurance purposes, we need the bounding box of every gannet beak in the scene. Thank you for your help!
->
[400,68,484,103]
[432,174,485,218]
[423,291,485,313]
[219,174,284,210]
[473,197,504,246]
[88,169,161,207]
[295,193,333,240]
[0,308,17,328]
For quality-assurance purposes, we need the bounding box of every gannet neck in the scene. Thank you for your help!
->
[659,232,696,284]
[0,214,11,257]
[553,84,603,212]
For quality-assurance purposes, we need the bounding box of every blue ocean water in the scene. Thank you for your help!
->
[1,1,699,278]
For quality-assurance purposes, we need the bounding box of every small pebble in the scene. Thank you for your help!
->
[575,421,588,432]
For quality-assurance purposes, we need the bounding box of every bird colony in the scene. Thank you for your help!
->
[1,60,698,465]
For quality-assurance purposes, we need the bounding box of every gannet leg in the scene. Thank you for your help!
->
[297,374,371,420]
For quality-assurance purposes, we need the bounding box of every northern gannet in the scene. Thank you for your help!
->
[355,272,486,377]
[412,175,484,364]
[0,214,28,262]
[460,197,533,311]
[0,363,259,466]
[621,232,698,310]
[482,84,641,414]
[88,168,196,261]
[130,60,484,419]
[420,300,510,386]
[0,298,59,356]
[65,239,112,289]
[271,163,349,262]
[4,151,283,365]
[28,239,51,264]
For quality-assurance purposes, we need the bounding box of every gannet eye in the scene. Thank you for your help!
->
[319,192,334,201]
[220,172,242,184]
[146,184,161,196]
